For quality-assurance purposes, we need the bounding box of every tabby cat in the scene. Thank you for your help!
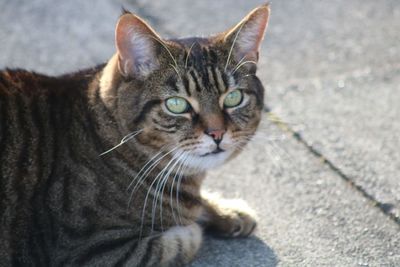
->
[0,4,270,266]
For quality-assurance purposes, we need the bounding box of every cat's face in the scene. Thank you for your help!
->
[136,43,264,171]
[105,7,269,171]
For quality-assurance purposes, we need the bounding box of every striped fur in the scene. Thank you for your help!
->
[0,4,270,266]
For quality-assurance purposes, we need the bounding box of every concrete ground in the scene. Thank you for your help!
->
[1,0,399,266]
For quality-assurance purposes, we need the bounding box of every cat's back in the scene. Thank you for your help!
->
[0,69,57,177]
[0,69,96,197]
[0,71,71,211]
[0,69,43,90]
[0,67,98,182]
[0,69,71,165]
[0,69,86,97]
[0,68,99,265]
[0,69,60,264]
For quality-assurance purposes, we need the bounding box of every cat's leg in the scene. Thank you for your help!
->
[64,223,202,267]
[199,192,258,238]
[120,223,203,267]
[153,223,203,267]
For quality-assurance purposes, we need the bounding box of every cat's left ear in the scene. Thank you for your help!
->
[223,4,270,64]
[115,13,163,78]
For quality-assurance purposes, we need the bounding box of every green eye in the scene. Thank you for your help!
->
[223,90,243,108]
[165,97,190,114]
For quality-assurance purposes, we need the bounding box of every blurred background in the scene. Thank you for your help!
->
[1,0,399,266]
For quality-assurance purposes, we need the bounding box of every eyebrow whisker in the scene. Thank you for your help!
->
[185,42,196,69]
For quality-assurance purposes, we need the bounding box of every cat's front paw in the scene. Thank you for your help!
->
[218,207,257,238]
[202,196,258,238]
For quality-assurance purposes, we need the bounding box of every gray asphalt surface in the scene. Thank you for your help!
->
[1,0,399,266]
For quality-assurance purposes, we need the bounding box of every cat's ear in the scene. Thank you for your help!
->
[223,4,270,64]
[115,13,163,78]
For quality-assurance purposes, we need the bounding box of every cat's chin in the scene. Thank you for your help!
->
[183,150,233,172]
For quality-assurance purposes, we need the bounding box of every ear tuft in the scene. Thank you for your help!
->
[115,13,162,78]
[120,7,131,16]
[224,4,270,64]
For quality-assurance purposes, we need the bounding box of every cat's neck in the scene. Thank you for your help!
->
[87,54,126,156]
[96,54,122,110]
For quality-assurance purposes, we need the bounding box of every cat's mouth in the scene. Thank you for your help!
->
[200,147,225,157]
[180,147,232,171]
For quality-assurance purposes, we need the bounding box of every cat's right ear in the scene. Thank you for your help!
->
[222,4,270,65]
[115,13,162,79]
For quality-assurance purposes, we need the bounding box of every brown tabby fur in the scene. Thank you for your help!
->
[0,4,270,266]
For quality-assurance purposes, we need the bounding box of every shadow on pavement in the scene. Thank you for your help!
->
[190,235,277,267]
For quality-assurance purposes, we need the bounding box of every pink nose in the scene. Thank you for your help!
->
[206,129,225,142]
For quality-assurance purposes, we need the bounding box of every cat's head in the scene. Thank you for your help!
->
[100,4,270,171]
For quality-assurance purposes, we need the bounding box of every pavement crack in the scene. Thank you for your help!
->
[263,105,400,227]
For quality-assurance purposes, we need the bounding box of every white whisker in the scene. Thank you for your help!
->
[242,74,256,78]
[139,148,182,238]
[148,35,179,69]
[99,129,143,156]
[127,145,181,206]
[126,148,165,191]
[169,63,182,81]
[224,23,245,71]
[169,152,188,226]
[185,42,196,69]
[159,152,187,231]
[176,154,191,225]
[232,55,247,72]
[232,60,257,74]
[151,151,183,232]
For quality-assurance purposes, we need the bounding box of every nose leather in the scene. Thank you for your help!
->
[201,112,226,143]
[206,129,225,141]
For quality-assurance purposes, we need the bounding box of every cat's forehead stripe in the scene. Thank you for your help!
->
[191,70,204,93]
[180,68,230,96]
[214,68,229,93]
[186,74,196,96]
